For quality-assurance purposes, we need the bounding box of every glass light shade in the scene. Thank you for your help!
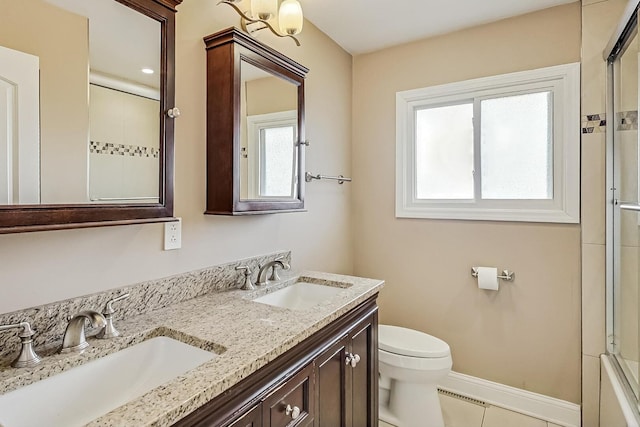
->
[251,0,278,20]
[278,0,303,35]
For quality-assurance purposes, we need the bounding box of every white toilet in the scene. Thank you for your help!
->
[378,325,452,427]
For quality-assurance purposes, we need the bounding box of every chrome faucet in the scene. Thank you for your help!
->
[235,265,255,290]
[97,293,130,339]
[0,321,42,368]
[60,311,106,354]
[256,260,289,286]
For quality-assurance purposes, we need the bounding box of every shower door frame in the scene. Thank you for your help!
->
[605,0,640,416]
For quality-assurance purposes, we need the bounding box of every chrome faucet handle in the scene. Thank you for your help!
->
[269,258,290,281]
[235,266,255,290]
[0,322,42,368]
[60,311,107,354]
[97,293,130,339]
[257,260,285,286]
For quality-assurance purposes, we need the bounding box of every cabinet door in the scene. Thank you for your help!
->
[315,337,349,427]
[349,318,378,427]
[262,363,314,427]
[228,404,262,427]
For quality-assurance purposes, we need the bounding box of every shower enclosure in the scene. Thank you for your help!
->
[606,0,640,417]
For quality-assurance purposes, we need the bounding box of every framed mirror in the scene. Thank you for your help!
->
[0,0,180,233]
[204,27,308,215]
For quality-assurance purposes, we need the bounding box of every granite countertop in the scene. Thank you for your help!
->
[0,271,383,427]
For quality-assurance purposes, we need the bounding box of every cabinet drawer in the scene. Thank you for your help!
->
[262,363,314,427]
[228,404,262,427]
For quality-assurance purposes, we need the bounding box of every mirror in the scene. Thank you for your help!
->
[204,27,308,215]
[0,0,179,232]
[240,60,299,201]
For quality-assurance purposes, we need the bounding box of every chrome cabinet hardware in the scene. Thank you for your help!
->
[235,266,255,290]
[60,311,107,354]
[285,404,301,419]
[256,260,288,286]
[345,352,361,368]
[0,322,42,368]
[166,107,181,118]
[97,293,130,339]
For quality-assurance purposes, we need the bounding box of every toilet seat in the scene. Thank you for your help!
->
[379,325,450,358]
[379,348,452,371]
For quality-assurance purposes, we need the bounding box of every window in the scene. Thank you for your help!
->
[396,63,580,223]
[246,110,297,199]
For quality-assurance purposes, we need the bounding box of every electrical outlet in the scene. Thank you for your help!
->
[164,218,182,250]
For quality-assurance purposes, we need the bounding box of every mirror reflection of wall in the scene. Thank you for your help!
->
[0,0,161,205]
[89,84,160,202]
[239,60,298,201]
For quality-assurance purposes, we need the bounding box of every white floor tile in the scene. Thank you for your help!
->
[440,394,485,427]
[482,406,547,427]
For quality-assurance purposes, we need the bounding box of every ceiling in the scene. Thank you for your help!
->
[44,0,160,90]
[302,0,579,54]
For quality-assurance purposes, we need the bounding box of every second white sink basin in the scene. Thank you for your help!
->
[254,281,344,310]
[0,336,217,427]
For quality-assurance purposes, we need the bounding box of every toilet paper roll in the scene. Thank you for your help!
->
[477,267,499,291]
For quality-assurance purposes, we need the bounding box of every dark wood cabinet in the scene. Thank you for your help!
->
[202,27,308,216]
[315,314,377,427]
[228,405,261,427]
[173,296,378,427]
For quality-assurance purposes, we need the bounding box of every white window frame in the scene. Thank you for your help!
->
[246,110,297,199]
[396,63,580,223]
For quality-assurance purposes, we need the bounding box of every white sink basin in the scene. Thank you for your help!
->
[254,281,344,310]
[0,336,216,427]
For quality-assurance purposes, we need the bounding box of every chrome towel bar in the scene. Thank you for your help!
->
[305,172,352,184]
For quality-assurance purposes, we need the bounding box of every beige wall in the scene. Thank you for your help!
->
[246,76,297,116]
[1,0,89,203]
[352,3,582,403]
[0,1,353,314]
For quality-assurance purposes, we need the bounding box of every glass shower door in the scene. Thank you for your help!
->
[611,19,640,400]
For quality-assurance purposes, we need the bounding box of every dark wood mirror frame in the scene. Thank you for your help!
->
[203,27,309,215]
[0,0,181,234]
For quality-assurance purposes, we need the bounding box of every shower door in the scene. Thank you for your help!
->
[609,8,640,403]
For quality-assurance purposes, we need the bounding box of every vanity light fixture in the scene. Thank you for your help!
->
[218,0,303,46]
[141,68,154,74]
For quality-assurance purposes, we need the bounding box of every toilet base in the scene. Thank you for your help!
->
[380,381,444,427]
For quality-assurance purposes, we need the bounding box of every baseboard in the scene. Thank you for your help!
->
[438,371,581,427]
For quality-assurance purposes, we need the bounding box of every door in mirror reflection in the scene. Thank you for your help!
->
[239,60,298,201]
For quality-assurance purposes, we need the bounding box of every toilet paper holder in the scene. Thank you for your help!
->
[471,267,515,282]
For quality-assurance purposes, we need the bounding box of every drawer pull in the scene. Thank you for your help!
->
[285,404,301,419]
[345,353,361,368]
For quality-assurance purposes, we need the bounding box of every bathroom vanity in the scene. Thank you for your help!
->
[174,295,378,427]
[0,256,383,426]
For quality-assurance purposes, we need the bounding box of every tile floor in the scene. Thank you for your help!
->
[379,392,564,427]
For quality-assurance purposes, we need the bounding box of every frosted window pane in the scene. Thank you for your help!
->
[415,103,474,199]
[260,126,295,197]
[481,92,552,199]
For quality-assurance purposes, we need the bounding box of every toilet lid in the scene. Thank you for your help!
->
[379,325,450,358]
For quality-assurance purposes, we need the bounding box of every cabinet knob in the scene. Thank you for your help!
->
[345,352,361,368]
[166,107,181,118]
[285,404,301,419]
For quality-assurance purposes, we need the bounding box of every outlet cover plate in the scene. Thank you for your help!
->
[164,218,182,250]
